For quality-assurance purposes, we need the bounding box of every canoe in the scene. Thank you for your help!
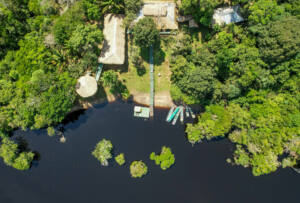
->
[167,106,180,122]
[188,106,196,119]
[185,105,190,117]
[172,106,182,125]
[180,106,184,123]
[166,106,175,121]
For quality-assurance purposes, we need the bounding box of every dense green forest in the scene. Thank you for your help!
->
[0,0,299,176]
[177,0,300,176]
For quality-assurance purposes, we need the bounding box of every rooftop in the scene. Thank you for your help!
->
[76,75,98,98]
[136,1,178,30]
[213,6,244,25]
[98,14,125,65]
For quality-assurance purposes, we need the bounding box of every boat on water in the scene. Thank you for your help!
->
[180,106,184,123]
[166,106,175,121]
[172,106,182,125]
[185,105,190,117]
[167,106,181,122]
[188,106,196,118]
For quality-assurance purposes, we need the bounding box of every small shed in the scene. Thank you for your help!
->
[76,75,98,98]
[136,1,178,30]
[98,14,125,65]
[212,6,244,25]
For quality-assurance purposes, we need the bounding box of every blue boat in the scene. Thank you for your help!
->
[166,106,175,121]
[172,106,183,125]
[167,107,180,122]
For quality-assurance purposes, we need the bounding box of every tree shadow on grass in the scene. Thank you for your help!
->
[139,40,166,66]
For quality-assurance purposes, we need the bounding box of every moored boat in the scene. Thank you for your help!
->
[185,105,190,117]
[180,106,184,123]
[167,106,181,122]
[172,106,182,125]
[166,106,175,121]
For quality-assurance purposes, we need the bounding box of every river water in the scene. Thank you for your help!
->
[0,102,299,203]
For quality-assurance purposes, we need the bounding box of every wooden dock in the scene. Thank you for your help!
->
[149,45,154,117]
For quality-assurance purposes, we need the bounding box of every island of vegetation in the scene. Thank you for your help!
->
[115,153,126,166]
[150,146,175,170]
[0,0,299,176]
[130,161,148,178]
[92,139,113,166]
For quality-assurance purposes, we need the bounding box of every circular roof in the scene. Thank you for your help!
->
[76,75,98,98]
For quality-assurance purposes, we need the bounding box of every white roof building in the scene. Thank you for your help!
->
[98,14,126,65]
[136,1,178,30]
[213,6,244,25]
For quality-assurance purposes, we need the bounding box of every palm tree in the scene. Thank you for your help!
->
[99,0,125,15]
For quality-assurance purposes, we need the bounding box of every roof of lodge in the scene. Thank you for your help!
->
[136,1,178,30]
[76,75,98,98]
[213,5,244,25]
[98,14,125,65]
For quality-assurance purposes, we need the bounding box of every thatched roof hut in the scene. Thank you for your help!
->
[76,75,98,98]
[136,1,178,30]
[98,14,125,65]
[213,6,244,25]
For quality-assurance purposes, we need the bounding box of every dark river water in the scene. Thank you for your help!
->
[0,102,299,203]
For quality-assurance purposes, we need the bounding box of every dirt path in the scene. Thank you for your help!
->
[131,90,174,108]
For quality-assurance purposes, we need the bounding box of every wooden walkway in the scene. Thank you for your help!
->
[149,45,154,117]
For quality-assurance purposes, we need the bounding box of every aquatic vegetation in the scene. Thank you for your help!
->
[0,138,34,170]
[150,146,175,170]
[92,139,113,166]
[130,161,148,178]
[115,153,125,166]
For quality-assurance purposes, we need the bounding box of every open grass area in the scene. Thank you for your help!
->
[119,39,172,95]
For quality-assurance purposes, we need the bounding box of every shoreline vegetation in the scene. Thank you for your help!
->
[0,0,299,177]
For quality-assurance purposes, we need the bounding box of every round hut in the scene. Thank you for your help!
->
[76,75,98,98]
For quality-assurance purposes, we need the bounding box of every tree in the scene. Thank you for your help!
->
[130,161,148,178]
[92,139,113,166]
[250,17,300,67]
[132,17,159,48]
[248,0,285,25]
[180,0,220,26]
[115,153,125,166]
[150,146,175,170]
[12,151,35,170]
[99,0,125,15]
[67,24,103,56]
[0,138,34,170]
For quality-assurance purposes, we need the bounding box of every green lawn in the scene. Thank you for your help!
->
[119,41,172,94]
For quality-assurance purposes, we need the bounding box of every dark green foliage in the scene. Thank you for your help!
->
[0,0,31,59]
[150,146,175,170]
[52,3,85,45]
[130,161,148,178]
[92,139,113,166]
[248,0,285,25]
[101,70,130,99]
[132,17,159,48]
[180,0,221,26]
[250,17,300,67]
[0,138,34,170]
[67,24,103,56]
[123,0,142,28]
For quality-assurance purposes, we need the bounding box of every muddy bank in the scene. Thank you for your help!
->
[71,90,174,113]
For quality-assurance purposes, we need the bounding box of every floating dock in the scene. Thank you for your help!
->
[134,106,150,118]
